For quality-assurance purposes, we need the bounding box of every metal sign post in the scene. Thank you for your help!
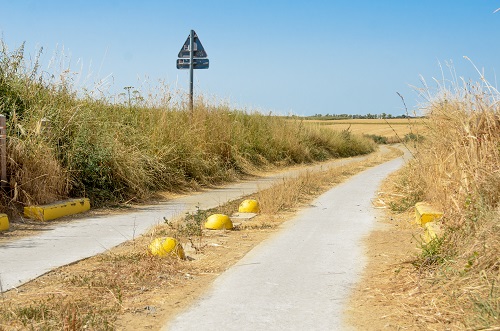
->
[177,30,209,113]
[189,29,194,112]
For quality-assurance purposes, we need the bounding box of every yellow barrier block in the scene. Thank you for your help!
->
[205,214,233,230]
[415,202,443,227]
[148,237,186,259]
[238,199,260,213]
[0,213,9,231]
[24,198,90,221]
[423,221,442,243]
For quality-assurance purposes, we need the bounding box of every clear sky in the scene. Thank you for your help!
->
[1,1,499,116]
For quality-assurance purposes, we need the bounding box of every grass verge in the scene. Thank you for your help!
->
[370,78,500,330]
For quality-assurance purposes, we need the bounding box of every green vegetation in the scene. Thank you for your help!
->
[0,42,375,212]
[363,134,388,144]
[164,205,208,237]
[391,79,500,329]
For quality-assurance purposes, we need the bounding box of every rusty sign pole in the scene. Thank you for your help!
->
[0,115,7,190]
[189,29,194,113]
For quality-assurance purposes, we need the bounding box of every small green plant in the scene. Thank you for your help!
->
[241,222,276,230]
[463,251,479,273]
[180,205,207,237]
[17,302,50,325]
[470,281,500,327]
[403,132,425,142]
[412,235,446,269]
[388,197,416,213]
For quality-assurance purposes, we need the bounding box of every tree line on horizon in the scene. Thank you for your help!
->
[303,113,415,120]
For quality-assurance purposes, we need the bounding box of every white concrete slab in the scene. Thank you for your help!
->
[230,212,258,221]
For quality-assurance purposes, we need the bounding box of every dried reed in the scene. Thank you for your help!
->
[391,78,500,329]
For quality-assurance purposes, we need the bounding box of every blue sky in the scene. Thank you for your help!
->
[0,1,499,116]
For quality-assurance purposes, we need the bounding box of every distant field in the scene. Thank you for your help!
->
[304,118,427,139]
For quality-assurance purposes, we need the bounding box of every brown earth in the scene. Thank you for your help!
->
[345,192,422,330]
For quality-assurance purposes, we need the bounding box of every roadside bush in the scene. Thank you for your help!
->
[364,134,388,144]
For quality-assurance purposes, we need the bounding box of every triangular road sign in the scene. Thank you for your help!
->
[178,31,208,58]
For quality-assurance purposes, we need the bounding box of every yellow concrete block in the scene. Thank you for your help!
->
[148,237,186,259]
[415,202,443,227]
[205,214,233,230]
[0,213,9,231]
[423,221,442,243]
[24,198,90,221]
[238,199,260,213]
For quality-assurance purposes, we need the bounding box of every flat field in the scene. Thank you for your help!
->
[305,118,427,140]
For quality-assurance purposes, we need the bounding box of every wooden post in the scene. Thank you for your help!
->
[0,115,7,190]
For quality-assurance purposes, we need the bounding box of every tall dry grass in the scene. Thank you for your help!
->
[0,42,375,212]
[391,78,500,329]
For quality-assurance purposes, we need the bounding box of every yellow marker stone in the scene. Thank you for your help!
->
[24,198,90,221]
[0,213,9,231]
[415,202,443,227]
[423,221,442,243]
[148,237,185,259]
[205,214,233,230]
[238,199,260,213]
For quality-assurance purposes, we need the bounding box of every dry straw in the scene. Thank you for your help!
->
[391,74,500,329]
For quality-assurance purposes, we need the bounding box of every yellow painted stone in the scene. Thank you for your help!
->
[238,199,260,213]
[148,237,185,259]
[423,221,442,243]
[205,214,233,230]
[0,213,9,232]
[24,198,90,221]
[415,202,443,226]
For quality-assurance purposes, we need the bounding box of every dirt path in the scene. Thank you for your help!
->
[344,172,423,330]
[345,211,420,330]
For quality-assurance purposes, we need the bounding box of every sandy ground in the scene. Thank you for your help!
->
[345,209,421,330]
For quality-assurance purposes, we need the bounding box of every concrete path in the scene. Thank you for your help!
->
[164,155,406,331]
[0,154,372,292]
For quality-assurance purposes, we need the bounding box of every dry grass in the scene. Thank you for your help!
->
[0,146,403,330]
[385,80,500,329]
[0,247,184,330]
[305,118,428,143]
[7,137,69,206]
[0,41,375,213]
